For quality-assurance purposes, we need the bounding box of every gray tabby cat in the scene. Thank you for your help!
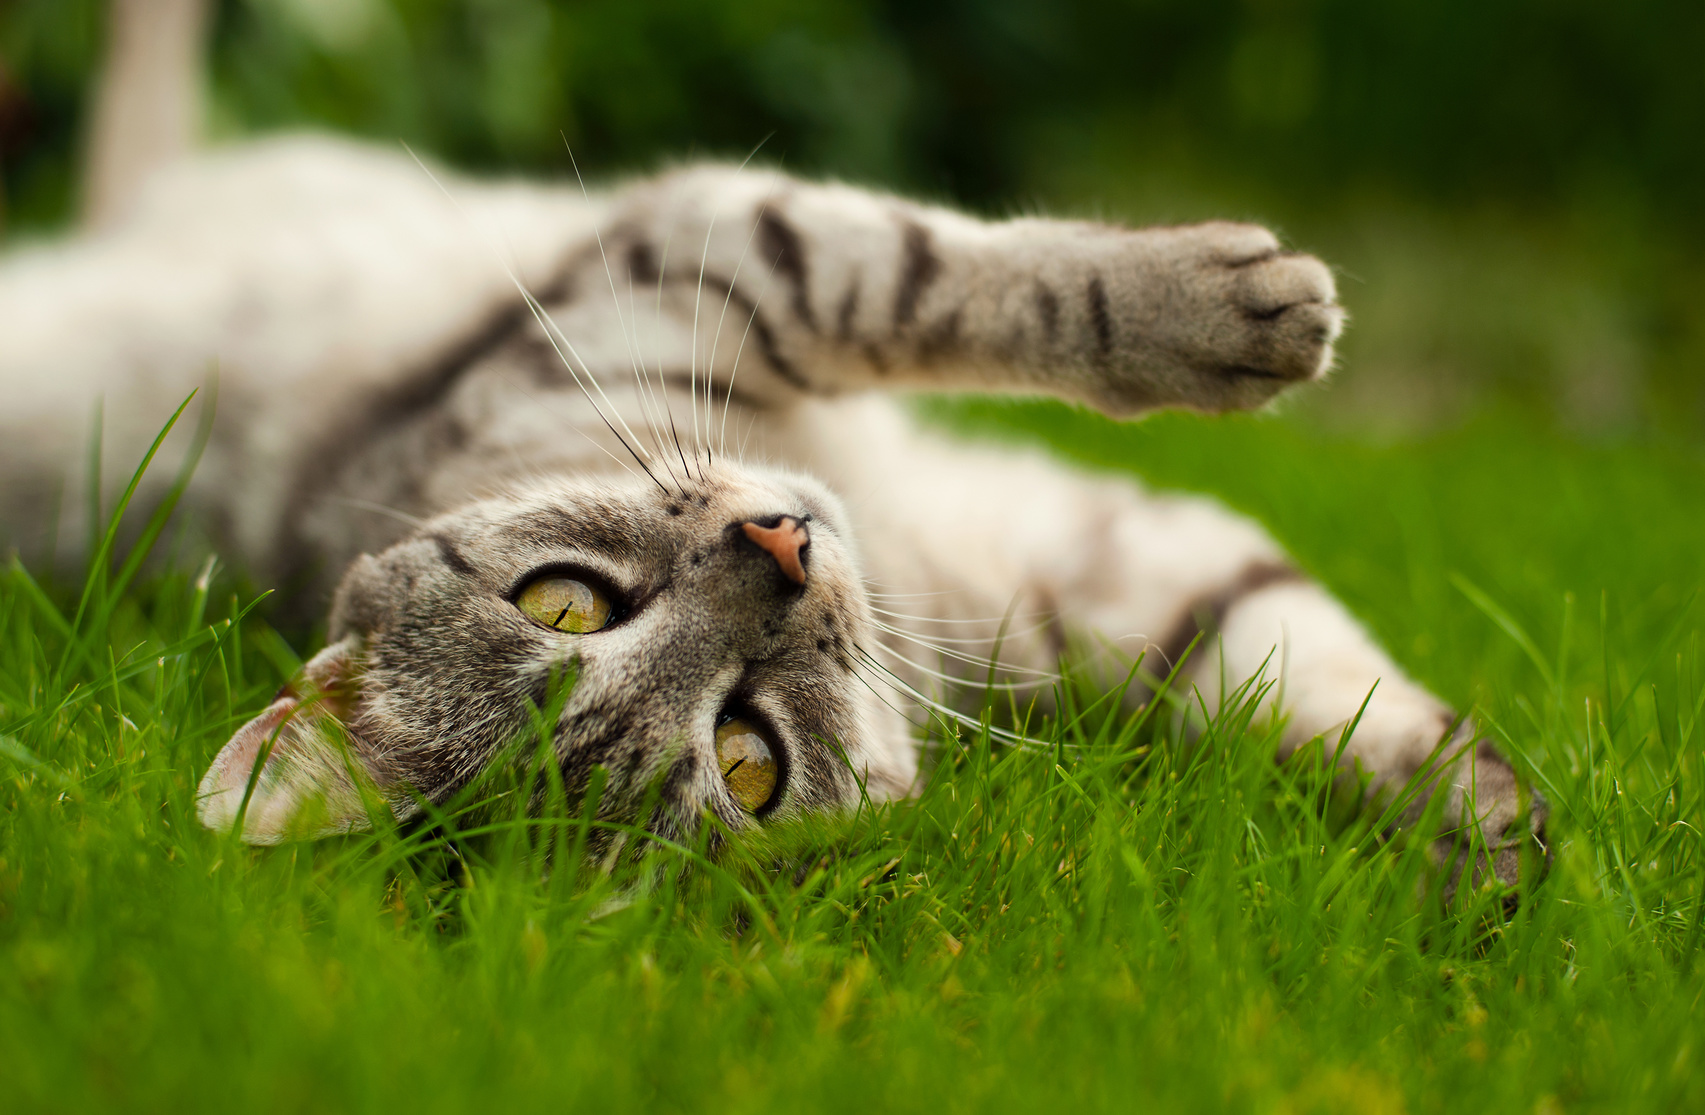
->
[0,2,1545,884]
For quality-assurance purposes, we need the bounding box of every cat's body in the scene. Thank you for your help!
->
[0,132,1545,883]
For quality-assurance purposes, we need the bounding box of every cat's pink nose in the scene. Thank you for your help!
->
[742,517,809,585]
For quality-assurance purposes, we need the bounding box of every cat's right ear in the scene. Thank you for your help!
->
[197,635,386,844]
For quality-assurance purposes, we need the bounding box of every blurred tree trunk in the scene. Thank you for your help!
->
[82,0,207,229]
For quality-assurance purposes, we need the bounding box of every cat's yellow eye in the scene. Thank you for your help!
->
[715,718,779,812]
[515,575,613,633]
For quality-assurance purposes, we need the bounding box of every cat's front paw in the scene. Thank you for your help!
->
[1093,222,1344,415]
[1427,744,1552,904]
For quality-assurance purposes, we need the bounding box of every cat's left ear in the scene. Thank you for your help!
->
[197,636,386,844]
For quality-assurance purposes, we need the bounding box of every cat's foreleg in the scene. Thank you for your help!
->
[1178,572,1547,891]
[841,412,1546,892]
[589,166,1341,414]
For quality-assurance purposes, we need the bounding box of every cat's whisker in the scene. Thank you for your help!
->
[863,638,1044,690]
[650,233,696,490]
[514,288,668,492]
[851,645,1059,753]
[862,585,966,600]
[707,176,784,459]
[719,254,782,459]
[682,154,772,478]
[872,616,1055,650]
[870,615,1055,655]
[621,266,685,493]
[736,405,760,462]
[401,143,665,493]
[330,497,427,529]
[559,142,664,470]
[869,604,1049,627]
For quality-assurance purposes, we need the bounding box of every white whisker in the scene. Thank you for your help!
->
[562,141,667,470]
[401,144,664,492]
[865,638,1044,690]
[719,251,783,458]
[852,645,1056,752]
[704,174,784,458]
[330,498,427,529]
[872,616,1054,650]
[869,605,1049,627]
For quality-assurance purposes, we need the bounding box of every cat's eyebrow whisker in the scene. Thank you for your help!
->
[400,143,666,493]
[491,366,646,482]
[707,174,785,459]
[649,233,695,489]
[621,267,684,492]
[514,280,661,476]
[701,188,766,463]
[843,653,940,737]
[330,497,427,529]
[686,151,779,472]
[564,140,673,478]
[687,196,719,480]
[514,287,669,492]
[719,248,783,459]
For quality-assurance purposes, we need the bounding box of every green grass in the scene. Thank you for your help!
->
[3,404,1703,1114]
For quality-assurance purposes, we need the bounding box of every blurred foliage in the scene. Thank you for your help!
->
[1,0,1702,432]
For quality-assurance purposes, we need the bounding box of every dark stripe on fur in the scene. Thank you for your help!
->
[1034,281,1060,342]
[893,220,940,328]
[917,307,963,363]
[757,207,817,331]
[1086,275,1114,363]
[433,535,476,578]
[627,239,662,283]
[694,272,814,392]
[837,279,860,341]
[1153,561,1305,673]
[654,371,771,412]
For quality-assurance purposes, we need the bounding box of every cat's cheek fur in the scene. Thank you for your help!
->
[197,636,385,844]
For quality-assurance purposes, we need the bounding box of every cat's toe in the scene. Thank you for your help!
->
[1433,791,1552,906]
[1115,221,1345,413]
[1216,248,1344,387]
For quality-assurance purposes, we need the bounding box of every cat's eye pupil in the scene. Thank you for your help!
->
[715,719,778,812]
[515,575,612,633]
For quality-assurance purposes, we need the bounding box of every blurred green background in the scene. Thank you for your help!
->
[2,0,1702,436]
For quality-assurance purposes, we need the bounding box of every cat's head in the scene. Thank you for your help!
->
[196,460,915,847]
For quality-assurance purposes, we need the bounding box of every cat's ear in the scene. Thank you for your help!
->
[197,635,385,844]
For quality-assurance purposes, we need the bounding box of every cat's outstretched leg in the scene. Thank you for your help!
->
[580,166,1341,416]
[811,401,1547,893]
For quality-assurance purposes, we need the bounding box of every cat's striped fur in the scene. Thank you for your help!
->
[0,1,1545,884]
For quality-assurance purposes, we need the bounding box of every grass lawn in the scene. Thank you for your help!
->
[2,401,1701,1114]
